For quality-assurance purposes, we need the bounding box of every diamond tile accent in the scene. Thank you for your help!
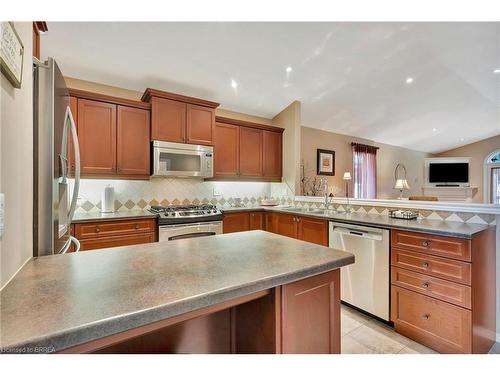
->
[435,211,452,220]
[137,199,147,209]
[182,199,190,205]
[160,199,170,206]
[124,200,136,210]
[114,200,123,210]
[192,198,200,205]
[172,198,180,205]
[149,199,159,207]
[81,200,94,212]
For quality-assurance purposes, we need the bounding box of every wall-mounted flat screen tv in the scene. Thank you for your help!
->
[429,163,469,183]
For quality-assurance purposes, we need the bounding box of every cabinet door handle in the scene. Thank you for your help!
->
[422,262,429,268]
[422,240,431,247]
[135,224,140,230]
[95,227,100,233]
[422,314,431,320]
[422,282,430,288]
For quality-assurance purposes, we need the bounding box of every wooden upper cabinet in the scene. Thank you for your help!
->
[263,130,282,178]
[239,127,263,177]
[77,99,117,175]
[142,88,219,145]
[117,106,150,176]
[187,104,215,145]
[214,122,239,178]
[151,97,186,143]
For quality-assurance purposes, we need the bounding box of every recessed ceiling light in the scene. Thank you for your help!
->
[432,128,437,132]
[231,79,238,89]
[406,77,414,84]
[460,138,465,142]
[494,69,500,74]
[286,66,293,73]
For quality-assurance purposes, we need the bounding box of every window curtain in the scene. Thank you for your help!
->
[352,143,378,199]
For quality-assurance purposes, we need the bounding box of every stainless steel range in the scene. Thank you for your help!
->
[150,204,223,241]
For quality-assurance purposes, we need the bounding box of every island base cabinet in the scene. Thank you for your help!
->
[67,270,342,354]
[280,269,340,354]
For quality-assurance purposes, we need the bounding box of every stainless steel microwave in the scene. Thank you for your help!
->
[151,141,214,178]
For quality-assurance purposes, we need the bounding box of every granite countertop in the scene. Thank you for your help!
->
[72,210,158,223]
[220,206,491,239]
[0,231,354,353]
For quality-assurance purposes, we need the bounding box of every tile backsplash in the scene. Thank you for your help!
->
[72,179,292,213]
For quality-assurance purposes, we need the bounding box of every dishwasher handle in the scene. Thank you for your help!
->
[332,226,383,241]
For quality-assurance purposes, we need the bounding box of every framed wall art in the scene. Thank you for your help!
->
[1,22,24,89]
[317,149,335,176]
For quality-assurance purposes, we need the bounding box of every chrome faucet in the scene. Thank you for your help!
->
[322,178,333,210]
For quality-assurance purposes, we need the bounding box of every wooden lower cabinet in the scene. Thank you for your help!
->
[223,212,250,233]
[79,233,156,251]
[391,286,472,354]
[297,216,328,246]
[223,211,265,233]
[266,212,328,245]
[390,227,496,354]
[74,218,156,251]
[281,269,340,354]
[249,211,265,230]
[62,270,341,354]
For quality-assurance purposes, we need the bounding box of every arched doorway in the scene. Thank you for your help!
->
[484,150,500,204]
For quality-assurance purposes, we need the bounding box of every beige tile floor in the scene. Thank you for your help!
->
[341,304,500,354]
[341,304,436,354]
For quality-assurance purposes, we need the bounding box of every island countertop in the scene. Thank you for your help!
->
[0,231,354,353]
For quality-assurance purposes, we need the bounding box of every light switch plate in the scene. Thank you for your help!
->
[213,187,222,197]
[0,193,4,239]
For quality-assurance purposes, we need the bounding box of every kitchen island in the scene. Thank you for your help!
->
[0,231,354,354]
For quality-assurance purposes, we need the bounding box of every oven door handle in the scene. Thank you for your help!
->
[168,232,217,241]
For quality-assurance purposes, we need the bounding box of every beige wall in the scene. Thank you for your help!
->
[0,22,33,288]
[272,101,301,194]
[65,76,274,126]
[301,126,432,199]
[437,135,500,203]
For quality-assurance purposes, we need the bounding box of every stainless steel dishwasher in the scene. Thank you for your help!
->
[329,221,390,321]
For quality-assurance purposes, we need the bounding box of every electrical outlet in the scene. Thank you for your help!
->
[0,193,5,239]
[213,187,222,197]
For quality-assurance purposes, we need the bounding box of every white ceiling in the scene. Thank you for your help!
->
[42,22,500,153]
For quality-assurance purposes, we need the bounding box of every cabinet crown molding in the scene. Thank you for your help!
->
[215,116,284,133]
[142,88,220,109]
[69,88,151,110]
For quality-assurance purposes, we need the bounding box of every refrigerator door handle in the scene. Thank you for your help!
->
[66,105,80,222]
[59,235,81,254]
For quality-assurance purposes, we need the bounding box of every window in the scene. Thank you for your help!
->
[352,143,378,199]
[485,150,500,204]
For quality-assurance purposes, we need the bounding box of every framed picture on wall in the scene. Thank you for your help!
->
[317,149,335,176]
[0,22,24,89]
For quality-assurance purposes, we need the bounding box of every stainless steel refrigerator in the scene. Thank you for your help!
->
[33,57,81,256]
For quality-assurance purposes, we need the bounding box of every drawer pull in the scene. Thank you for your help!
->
[95,227,100,233]
[135,224,140,230]
[422,314,431,320]
[422,262,429,268]
[422,282,430,288]
[422,240,431,247]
